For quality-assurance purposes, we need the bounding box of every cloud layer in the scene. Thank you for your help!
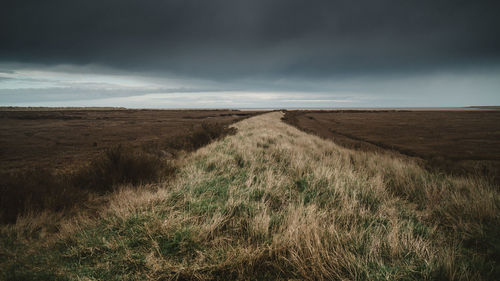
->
[1,1,499,107]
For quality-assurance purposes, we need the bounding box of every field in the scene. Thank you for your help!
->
[0,109,260,173]
[1,110,499,280]
[283,110,500,183]
[0,109,263,224]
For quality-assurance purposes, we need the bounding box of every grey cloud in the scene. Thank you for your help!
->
[1,1,499,80]
[1,1,500,107]
[0,86,237,104]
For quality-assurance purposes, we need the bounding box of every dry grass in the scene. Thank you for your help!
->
[1,112,498,280]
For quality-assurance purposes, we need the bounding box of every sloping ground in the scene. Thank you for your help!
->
[1,112,499,280]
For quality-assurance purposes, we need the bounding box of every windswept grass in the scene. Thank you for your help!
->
[1,112,498,280]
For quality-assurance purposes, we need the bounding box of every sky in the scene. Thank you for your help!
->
[1,0,499,108]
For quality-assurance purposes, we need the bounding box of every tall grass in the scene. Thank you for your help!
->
[165,122,236,152]
[1,112,498,280]
[0,168,87,224]
[71,145,175,193]
[0,147,173,224]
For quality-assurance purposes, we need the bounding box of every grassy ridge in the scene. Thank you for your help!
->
[1,112,499,280]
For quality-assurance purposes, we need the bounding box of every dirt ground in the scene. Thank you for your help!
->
[0,109,262,173]
[283,110,500,182]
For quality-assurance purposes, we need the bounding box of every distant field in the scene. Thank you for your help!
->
[0,109,260,173]
[283,110,500,182]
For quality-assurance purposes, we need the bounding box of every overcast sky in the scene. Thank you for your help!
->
[1,0,499,108]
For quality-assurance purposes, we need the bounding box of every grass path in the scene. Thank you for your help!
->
[1,111,499,280]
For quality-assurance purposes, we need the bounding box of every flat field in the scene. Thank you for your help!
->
[0,109,260,173]
[283,110,500,181]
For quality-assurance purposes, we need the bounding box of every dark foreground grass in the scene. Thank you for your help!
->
[0,147,173,224]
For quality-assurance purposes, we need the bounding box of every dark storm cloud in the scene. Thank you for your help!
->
[1,0,499,79]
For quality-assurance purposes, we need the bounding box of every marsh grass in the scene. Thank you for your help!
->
[0,122,234,224]
[71,145,175,193]
[0,146,174,224]
[0,168,88,224]
[165,122,236,153]
[1,112,498,280]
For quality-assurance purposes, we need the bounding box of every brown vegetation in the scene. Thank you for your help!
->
[0,109,259,173]
[0,109,261,224]
[283,110,500,183]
